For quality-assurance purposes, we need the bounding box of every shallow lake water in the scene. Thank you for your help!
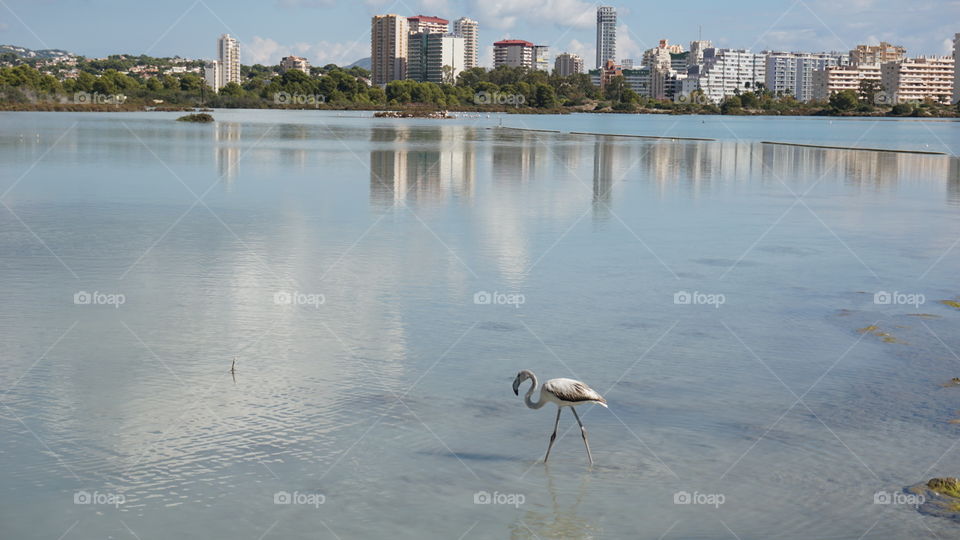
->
[1,110,960,539]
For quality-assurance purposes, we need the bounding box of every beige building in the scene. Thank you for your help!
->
[453,17,479,70]
[555,53,584,76]
[280,56,310,73]
[811,64,881,101]
[881,56,955,104]
[850,42,906,66]
[493,40,534,69]
[371,14,409,86]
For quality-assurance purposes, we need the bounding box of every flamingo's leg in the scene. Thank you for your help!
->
[543,407,562,463]
[571,407,593,465]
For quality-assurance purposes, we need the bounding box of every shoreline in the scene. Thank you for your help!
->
[2,102,959,120]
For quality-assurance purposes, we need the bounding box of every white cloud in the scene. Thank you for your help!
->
[245,35,367,66]
[470,0,595,31]
[616,24,645,62]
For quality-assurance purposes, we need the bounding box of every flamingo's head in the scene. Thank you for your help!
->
[512,370,534,396]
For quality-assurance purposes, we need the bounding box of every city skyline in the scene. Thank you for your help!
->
[0,0,956,69]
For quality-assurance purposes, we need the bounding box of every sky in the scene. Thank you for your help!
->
[1,0,958,68]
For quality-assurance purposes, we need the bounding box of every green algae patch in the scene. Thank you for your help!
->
[906,478,960,520]
[941,300,960,310]
[907,314,941,319]
[177,113,214,123]
[858,325,907,344]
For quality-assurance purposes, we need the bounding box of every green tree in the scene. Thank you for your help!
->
[858,80,884,106]
[533,83,558,108]
[829,90,859,112]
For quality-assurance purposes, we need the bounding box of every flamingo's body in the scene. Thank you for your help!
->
[512,370,606,465]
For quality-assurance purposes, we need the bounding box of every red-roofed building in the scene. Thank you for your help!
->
[408,15,449,34]
[494,40,535,69]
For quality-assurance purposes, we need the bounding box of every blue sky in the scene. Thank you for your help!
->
[1,0,957,67]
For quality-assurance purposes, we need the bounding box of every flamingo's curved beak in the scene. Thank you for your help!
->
[512,377,521,396]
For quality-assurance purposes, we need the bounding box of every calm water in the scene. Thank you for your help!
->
[1,110,960,539]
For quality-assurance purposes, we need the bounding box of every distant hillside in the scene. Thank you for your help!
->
[348,57,371,70]
[0,44,76,59]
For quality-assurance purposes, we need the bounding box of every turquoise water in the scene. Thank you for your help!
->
[1,110,959,539]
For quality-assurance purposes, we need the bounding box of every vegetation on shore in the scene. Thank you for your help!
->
[2,60,958,118]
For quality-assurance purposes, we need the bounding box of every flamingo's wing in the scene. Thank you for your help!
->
[544,378,607,405]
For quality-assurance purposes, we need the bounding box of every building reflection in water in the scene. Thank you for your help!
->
[215,122,242,188]
[369,125,475,207]
[592,139,615,221]
[492,132,547,184]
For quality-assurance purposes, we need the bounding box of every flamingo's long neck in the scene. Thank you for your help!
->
[524,373,547,410]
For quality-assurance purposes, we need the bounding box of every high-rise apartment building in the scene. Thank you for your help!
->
[689,40,712,67]
[683,48,766,103]
[407,33,465,84]
[596,6,617,69]
[765,52,848,101]
[534,45,551,72]
[850,42,906,66]
[453,17,479,70]
[555,53,585,76]
[954,34,960,104]
[371,14,409,86]
[204,34,240,90]
[407,15,448,34]
[881,56,955,104]
[494,40,534,69]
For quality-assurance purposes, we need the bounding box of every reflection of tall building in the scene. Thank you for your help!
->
[492,133,547,182]
[215,122,242,187]
[949,158,960,207]
[592,140,615,219]
[369,126,475,207]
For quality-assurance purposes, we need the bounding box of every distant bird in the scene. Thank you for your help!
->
[512,370,607,465]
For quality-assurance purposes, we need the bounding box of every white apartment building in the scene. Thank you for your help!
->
[371,14,409,85]
[204,60,221,90]
[689,40,712,67]
[453,17,479,70]
[596,6,617,69]
[555,53,585,76]
[881,56,955,104]
[205,34,240,90]
[494,40,534,69]
[811,64,881,102]
[683,48,766,103]
[407,33,465,84]
[534,45,551,72]
[765,51,848,101]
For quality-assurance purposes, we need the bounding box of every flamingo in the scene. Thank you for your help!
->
[512,370,607,465]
